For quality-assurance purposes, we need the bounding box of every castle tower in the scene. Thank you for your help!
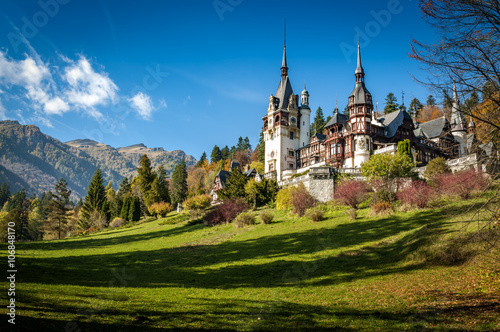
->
[345,42,373,168]
[450,84,467,156]
[263,36,300,181]
[299,84,311,148]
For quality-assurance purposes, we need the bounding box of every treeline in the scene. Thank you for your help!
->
[0,153,188,241]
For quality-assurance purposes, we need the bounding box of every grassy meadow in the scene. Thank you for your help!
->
[2,192,499,331]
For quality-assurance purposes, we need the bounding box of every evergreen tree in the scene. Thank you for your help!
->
[221,145,231,160]
[210,145,222,163]
[384,93,398,114]
[110,196,123,220]
[218,166,249,200]
[80,169,106,228]
[120,197,131,220]
[171,159,188,207]
[464,91,480,113]
[48,178,72,239]
[243,137,252,150]
[236,136,244,151]
[343,105,350,117]
[196,152,207,167]
[105,181,115,202]
[0,182,10,208]
[117,177,131,199]
[150,165,170,204]
[258,131,265,164]
[5,188,27,212]
[128,196,141,222]
[136,154,156,204]
[311,106,326,136]
[409,97,423,118]
[426,95,436,106]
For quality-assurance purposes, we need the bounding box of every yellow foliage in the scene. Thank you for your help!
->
[276,187,292,211]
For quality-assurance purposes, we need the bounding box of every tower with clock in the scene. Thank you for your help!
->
[262,40,310,181]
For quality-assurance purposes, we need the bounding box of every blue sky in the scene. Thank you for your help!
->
[0,0,437,159]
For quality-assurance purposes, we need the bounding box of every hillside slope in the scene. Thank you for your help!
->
[7,198,499,331]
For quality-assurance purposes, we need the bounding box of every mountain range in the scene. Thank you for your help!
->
[0,120,196,200]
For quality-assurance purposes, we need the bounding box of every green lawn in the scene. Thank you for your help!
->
[2,196,499,331]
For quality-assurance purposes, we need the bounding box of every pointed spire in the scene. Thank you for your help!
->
[280,19,288,77]
[355,41,364,75]
[354,41,365,83]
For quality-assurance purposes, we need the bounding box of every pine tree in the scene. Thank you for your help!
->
[117,177,131,199]
[120,197,131,220]
[80,169,106,228]
[221,145,230,161]
[243,137,252,150]
[105,181,115,202]
[210,145,222,163]
[196,152,207,167]
[409,97,423,118]
[150,165,170,204]
[384,93,398,114]
[137,154,156,204]
[258,131,265,164]
[218,166,249,200]
[311,106,326,136]
[6,188,27,212]
[0,182,10,208]
[426,95,436,106]
[48,178,71,239]
[171,159,188,207]
[128,196,141,222]
[236,137,244,151]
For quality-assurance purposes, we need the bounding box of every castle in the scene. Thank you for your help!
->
[263,41,485,185]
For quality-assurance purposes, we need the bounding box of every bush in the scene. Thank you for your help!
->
[233,212,256,228]
[290,183,316,216]
[204,198,249,226]
[397,180,434,208]
[184,194,212,211]
[346,208,357,220]
[109,218,127,228]
[276,187,293,211]
[335,179,369,209]
[436,169,488,199]
[424,157,451,183]
[370,202,393,215]
[259,211,274,224]
[305,207,324,222]
[147,202,173,218]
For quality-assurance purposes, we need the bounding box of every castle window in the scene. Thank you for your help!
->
[358,107,363,114]
[275,115,280,124]
[336,143,341,154]
[289,163,294,169]
[289,150,294,157]
[290,132,294,140]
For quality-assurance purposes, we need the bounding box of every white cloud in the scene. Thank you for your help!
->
[129,92,154,120]
[0,50,162,127]
[63,56,118,117]
[44,97,70,115]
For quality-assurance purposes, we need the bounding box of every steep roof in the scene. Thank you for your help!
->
[275,75,294,109]
[349,82,371,105]
[377,109,412,138]
[417,116,448,139]
[324,111,348,127]
[215,170,230,188]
